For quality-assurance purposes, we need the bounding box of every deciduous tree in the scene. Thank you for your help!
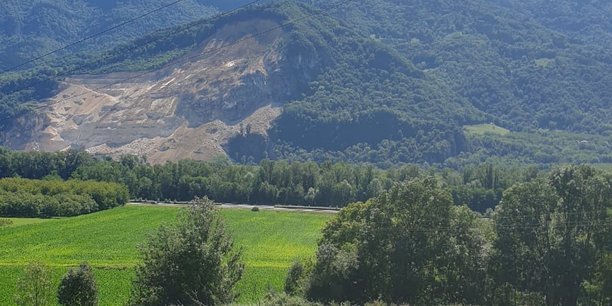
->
[129,198,244,306]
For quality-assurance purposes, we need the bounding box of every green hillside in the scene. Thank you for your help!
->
[312,0,611,134]
[0,205,331,304]
[490,0,612,45]
[268,0,610,165]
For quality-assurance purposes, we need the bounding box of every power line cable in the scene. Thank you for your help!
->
[4,0,197,73]
[6,0,270,100]
[491,208,611,221]
[38,0,356,110]
[4,0,269,101]
[73,0,268,74]
[380,220,611,234]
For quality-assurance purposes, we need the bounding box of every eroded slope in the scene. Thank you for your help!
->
[16,18,296,164]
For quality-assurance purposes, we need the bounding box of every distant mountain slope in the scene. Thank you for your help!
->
[0,2,478,164]
[0,0,254,71]
[0,0,610,166]
[491,0,612,45]
[311,0,611,134]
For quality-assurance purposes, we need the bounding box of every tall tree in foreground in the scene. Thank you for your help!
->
[304,178,487,305]
[490,165,611,305]
[15,262,54,306]
[57,263,98,306]
[129,198,244,306]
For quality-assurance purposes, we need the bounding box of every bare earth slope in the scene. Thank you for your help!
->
[15,18,290,164]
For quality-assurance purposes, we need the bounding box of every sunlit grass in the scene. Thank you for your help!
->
[0,205,331,305]
[3,218,55,227]
[463,123,510,136]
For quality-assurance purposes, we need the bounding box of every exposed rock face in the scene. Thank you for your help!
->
[9,17,309,164]
[0,113,48,151]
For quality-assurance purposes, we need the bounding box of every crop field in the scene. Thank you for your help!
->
[0,205,332,305]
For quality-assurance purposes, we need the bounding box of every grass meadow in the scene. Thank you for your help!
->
[0,205,332,305]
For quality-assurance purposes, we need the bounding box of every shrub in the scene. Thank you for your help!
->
[259,292,323,306]
[0,178,128,218]
[58,263,98,306]
[0,218,13,227]
[284,261,311,296]
[15,262,54,306]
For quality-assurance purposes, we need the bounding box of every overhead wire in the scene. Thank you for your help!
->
[15,0,270,108]
[3,1,609,235]
[387,220,611,234]
[36,0,356,110]
[3,0,268,78]
[3,0,197,73]
[376,207,611,233]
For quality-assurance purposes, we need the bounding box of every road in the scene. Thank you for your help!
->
[128,202,340,214]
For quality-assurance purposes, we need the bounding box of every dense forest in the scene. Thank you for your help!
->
[0,0,610,166]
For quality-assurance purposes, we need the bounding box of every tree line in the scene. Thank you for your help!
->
[0,149,543,211]
[0,178,128,218]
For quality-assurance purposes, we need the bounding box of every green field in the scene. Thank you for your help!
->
[0,205,331,305]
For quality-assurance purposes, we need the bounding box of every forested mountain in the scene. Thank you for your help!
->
[0,0,610,167]
[491,0,612,45]
[311,0,611,133]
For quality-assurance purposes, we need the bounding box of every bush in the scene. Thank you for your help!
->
[260,292,323,306]
[0,218,13,227]
[58,263,98,306]
[15,262,54,306]
[0,178,128,218]
[285,261,311,296]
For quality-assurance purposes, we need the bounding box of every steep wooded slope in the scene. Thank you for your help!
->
[311,0,611,133]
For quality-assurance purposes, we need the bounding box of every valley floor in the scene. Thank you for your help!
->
[0,205,331,305]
